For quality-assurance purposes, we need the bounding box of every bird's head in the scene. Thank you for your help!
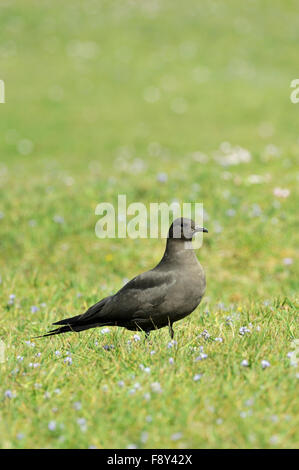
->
[168,217,208,241]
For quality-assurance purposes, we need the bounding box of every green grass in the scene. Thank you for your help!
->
[0,0,298,449]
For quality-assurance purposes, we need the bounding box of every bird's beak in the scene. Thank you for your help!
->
[194,226,208,233]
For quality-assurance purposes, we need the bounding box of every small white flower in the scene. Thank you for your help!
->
[273,187,290,198]
[9,294,16,301]
[53,215,65,224]
[214,337,223,343]
[151,382,162,393]
[140,432,148,443]
[77,418,87,432]
[64,356,72,365]
[193,374,202,382]
[4,390,14,399]
[239,326,251,336]
[241,359,249,367]
[118,381,125,388]
[261,360,271,369]
[73,401,82,410]
[150,350,156,355]
[31,305,39,314]
[127,443,138,449]
[171,432,183,441]
[101,327,110,334]
[226,208,236,217]
[55,350,61,356]
[133,334,141,342]
[269,435,279,445]
[29,362,40,368]
[245,399,254,407]
[169,357,174,365]
[200,329,210,340]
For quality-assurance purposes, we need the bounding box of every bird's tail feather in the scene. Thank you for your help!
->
[52,314,84,326]
[36,322,113,338]
[36,296,112,338]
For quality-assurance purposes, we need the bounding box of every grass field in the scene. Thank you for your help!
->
[0,0,298,449]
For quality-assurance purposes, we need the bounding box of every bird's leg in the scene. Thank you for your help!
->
[168,323,174,339]
[144,331,151,340]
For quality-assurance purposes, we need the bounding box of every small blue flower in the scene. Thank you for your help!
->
[48,421,56,431]
[156,172,168,183]
[214,337,223,343]
[195,353,208,361]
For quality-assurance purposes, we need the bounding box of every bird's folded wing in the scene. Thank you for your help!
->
[97,269,177,322]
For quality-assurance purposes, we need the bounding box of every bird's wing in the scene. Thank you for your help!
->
[52,296,112,326]
[98,269,177,322]
[48,269,176,335]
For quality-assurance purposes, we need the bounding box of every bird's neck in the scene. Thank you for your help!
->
[161,238,198,265]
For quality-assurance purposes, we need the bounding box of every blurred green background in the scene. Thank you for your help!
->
[0,0,298,449]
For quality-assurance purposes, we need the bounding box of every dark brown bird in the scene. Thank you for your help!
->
[40,218,208,339]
